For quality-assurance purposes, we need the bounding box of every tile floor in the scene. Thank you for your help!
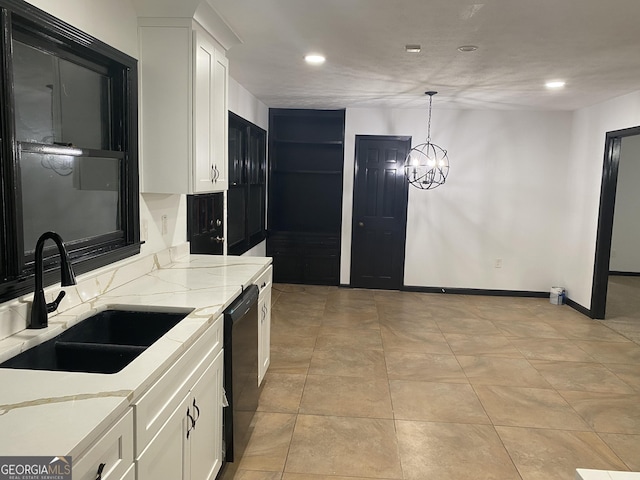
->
[231,283,640,480]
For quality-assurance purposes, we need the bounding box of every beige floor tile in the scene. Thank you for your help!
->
[285,415,403,478]
[299,374,393,418]
[598,433,640,471]
[550,320,631,342]
[309,348,387,378]
[574,340,640,364]
[257,373,307,413]
[491,319,566,339]
[272,300,326,317]
[395,420,516,478]
[474,385,590,430]
[559,390,640,434]
[381,325,452,354]
[385,351,467,383]
[423,303,482,319]
[509,338,597,362]
[473,305,542,323]
[377,310,440,330]
[390,380,490,424]
[530,360,635,393]
[234,471,283,480]
[321,311,380,330]
[444,333,522,358]
[435,317,503,335]
[269,344,314,375]
[283,475,390,480]
[238,412,297,472]
[271,310,322,338]
[605,363,640,391]
[457,356,551,388]
[315,327,383,351]
[496,426,628,480]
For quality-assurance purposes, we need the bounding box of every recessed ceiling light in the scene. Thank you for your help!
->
[457,45,478,52]
[545,80,566,89]
[405,44,421,53]
[304,54,325,65]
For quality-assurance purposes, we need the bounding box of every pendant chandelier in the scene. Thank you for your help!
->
[404,91,449,190]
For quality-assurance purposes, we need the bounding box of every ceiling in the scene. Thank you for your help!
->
[205,0,640,111]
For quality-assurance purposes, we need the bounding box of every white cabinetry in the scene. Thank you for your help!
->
[136,351,223,480]
[256,266,272,386]
[139,18,228,194]
[73,409,134,480]
[135,315,224,480]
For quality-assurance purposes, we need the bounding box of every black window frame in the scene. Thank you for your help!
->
[0,0,140,303]
[228,111,266,255]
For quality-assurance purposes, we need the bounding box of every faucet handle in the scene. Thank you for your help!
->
[47,290,66,313]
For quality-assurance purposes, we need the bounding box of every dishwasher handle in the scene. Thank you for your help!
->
[224,284,259,321]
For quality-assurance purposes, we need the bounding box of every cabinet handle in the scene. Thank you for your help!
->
[211,165,215,182]
[192,398,200,424]
[186,407,196,439]
[213,165,219,183]
[95,463,106,480]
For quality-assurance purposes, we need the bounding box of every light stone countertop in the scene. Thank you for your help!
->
[0,250,271,460]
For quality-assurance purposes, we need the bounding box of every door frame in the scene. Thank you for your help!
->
[590,125,640,318]
[350,135,411,289]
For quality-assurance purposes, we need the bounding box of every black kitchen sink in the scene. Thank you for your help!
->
[0,309,189,374]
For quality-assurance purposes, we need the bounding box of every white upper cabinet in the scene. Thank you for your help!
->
[139,18,228,194]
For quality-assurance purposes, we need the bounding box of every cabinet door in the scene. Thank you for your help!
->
[193,31,217,193]
[136,396,189,480]
[188,350,224,480]
[73,410,134,480]
[258,286,272,386]
[211,49,228,191]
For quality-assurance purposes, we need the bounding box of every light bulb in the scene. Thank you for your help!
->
[427,158,436,167]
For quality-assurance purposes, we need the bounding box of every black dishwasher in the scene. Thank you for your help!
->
[219,284,259,479]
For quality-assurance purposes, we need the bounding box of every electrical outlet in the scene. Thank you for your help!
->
[495,258,502,269]
[161,215,168,235]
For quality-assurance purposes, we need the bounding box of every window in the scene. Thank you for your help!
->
[0,0,139,303]
[227,112,266,255]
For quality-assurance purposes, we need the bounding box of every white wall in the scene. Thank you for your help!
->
[342,108,573,292]
[609,134,640,272]
[228,77,269,131]
[560,91,640,309]
[26,0,138,58]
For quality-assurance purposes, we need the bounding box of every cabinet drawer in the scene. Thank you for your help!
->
[73,409,133,480]
[255,265,272,296]
[133,314,222,455]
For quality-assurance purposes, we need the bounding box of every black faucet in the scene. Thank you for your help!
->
[28,231,77,329]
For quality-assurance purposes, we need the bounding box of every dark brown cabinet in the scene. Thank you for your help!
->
[267,109,345,285]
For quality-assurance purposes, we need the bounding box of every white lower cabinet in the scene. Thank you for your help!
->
[136,350,223,480]
[73,409,134,480]
[257,266,272,386]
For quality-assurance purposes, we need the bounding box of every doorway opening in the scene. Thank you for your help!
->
[591,125,640,319]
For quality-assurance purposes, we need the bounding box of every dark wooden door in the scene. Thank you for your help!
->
[350,136,410,289]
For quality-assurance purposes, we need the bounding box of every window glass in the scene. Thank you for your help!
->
[12,40,112,150]
[20,151,120,252]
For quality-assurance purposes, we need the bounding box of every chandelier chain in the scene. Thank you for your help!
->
[427,94,433,143]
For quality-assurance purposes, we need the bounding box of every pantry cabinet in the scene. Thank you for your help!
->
[139,18,228,194]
